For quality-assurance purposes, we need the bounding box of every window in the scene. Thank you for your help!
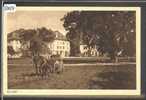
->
[57,46,59,49]
[57,51,59,54]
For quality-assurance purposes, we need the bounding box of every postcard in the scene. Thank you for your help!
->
[2,6,141,96]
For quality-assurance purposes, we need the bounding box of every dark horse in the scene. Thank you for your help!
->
[32,53,43,75]
[32,53,55,78]
[40,58,55,78]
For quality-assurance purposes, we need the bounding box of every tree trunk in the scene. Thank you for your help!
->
[109,52,116,62]
[69,37,81,57]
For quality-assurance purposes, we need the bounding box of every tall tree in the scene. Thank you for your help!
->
[62,11,135,60]
[61,11,81,56]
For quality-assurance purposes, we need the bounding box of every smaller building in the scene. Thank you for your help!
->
[80,43,99,57]
[8,40,21,52]
[7,33,22,58]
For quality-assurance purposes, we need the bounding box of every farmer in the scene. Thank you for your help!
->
[54,57,64,74]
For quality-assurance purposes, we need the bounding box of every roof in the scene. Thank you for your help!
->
[54,31,67,41]
[80,40,86,45]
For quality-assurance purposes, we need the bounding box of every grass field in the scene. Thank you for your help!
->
[8,58,136,89]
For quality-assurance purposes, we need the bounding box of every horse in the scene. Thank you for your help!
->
[32,54,52,77]
[32,54,42,75]
[32,53,64,79]
[40,58,53,79]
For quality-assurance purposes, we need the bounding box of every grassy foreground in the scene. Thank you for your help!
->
[8,58,136,89]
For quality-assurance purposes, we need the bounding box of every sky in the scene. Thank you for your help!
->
[6,11,68,35]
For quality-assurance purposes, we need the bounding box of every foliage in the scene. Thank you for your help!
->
[62,11,135,60]
[8,27,55,56]
[61,11,81,56]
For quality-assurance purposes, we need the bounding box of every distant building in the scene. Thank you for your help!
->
[8,32,21,51]
[80,42,99,57]
[48,31,70,57]
[8,40,21,52]
[80,44,88,56]
[7,33,22,58]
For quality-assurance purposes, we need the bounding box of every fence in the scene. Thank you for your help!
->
[63,57,136,64]
[8,57,136,67]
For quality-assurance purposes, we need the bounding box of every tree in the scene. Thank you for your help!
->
[8,27,56,74]
[61,11,81,56]
[29,27,55,56]
[13,27,55,56]
[62,11,135,60]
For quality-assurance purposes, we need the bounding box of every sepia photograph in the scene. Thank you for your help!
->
[2,6,141,96]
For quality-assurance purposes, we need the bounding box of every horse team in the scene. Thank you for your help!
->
[32,54,64,79]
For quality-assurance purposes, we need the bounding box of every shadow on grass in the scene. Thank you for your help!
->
[88,67,136,89]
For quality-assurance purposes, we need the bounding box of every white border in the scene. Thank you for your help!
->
[2,6,141,96]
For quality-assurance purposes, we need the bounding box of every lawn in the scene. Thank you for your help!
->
[8,58,136,89]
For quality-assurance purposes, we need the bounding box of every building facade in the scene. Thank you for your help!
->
[8,40,21,52]
[7,33,22,58]
[48,31,70,57]
[80,44,99,57]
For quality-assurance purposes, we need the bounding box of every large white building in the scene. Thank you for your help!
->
[48,31,70,57]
